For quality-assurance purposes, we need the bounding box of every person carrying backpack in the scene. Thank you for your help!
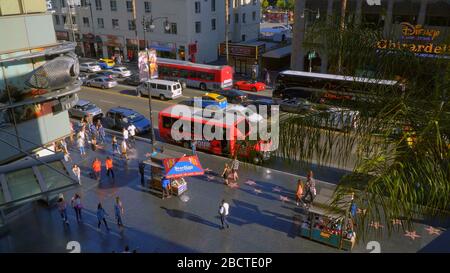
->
[218,199,230,229]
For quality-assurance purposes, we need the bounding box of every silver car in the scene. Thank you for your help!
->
[85,76,118,89]
[280,98,313,114]
[110,66,132,78]
[79,62,101,73]
[69,99,103,119]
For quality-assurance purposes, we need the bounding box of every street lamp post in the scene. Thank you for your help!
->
[141,15,170,149]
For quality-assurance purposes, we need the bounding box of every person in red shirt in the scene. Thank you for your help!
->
[105,157,114,180]
[92,158,102,181]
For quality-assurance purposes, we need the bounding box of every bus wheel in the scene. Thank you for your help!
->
[200,83,207,91]
[252,156,262,165]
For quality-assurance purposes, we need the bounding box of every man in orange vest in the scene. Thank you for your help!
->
[92,158,102,181]
[105,156,115,180]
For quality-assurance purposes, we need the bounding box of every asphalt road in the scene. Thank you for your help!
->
[77,82,357,183]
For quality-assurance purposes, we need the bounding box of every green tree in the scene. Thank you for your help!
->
[275,0,286,10]
[281,14,450,239]
[262,0,270,10]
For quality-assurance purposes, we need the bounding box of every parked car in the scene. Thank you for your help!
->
[213,89,248,104]
[69,99,103,120]
[110,66,132,78]
[234,80,266,92]
[102,107,151,135]
[97,58,115,69]
[122,74,141,86]
[85,77,118,89]
[279,98,313,114]
[137,79,183,100]
[79,62,101,73]
[244,98,279,117]
[95,71,118,79]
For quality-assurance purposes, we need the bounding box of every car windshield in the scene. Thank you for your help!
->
[215,95,226,101]
[80,103,97,111]
[127,113,144,122]
[106,78,115,82]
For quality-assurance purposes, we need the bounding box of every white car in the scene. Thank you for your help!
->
[226,104,264,123]
[85,77,118,89]
[111,66,132,78]
[79,62,101,73]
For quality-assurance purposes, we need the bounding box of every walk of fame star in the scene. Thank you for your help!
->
[280,195,289,202]
[404,230,421,240]
[245,180,257,186]
[425,226,441,236]
[272,187,281,192]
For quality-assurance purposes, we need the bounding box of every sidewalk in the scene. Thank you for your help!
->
[0,131,447,252]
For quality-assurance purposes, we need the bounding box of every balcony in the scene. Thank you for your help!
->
[64,23,78,31]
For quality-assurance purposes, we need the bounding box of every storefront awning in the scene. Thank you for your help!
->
[262,45,292,59]
[150,45,174,52]
[0,153,79,208]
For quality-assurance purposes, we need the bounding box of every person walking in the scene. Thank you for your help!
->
[114,196,124,228]
[92,158,102,181]
[231,156,239,182]
[105,156,115,180]
[57,194,69,225]
[77,135,86,156]
[90,135,97,151]
[127,123,136,148]
[302,170,317,204]
[218,199,230,229]
[295,179,304,206]
[72,164,81,184]
[221,163,232,185]
[97,122,106,144]
[96,203,110,231]
[71,193,83,222]
[138,161,146,186]
[264,68,271,88]
[161,176,171,199]
[122,128,129,146]
[69,121,75,145]
[121,140,128,161]
[112,136,120,155]
[191,140,197,155]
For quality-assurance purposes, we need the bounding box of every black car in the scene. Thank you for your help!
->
[213,89,248,104]
[95,71,119,79]
[122,74,141,86]
[243,98,279,117]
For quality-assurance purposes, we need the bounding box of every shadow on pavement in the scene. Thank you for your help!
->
[160,206,222,229]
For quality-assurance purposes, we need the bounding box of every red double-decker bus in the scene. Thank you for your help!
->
[157,58,233,91]
[158,105,272,164]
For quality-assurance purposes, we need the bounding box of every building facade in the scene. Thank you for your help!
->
[0,0,80,229]
[291,0,450,73]
[52,0,261,63]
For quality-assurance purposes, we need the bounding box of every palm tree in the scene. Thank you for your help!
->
[281,9,450,239]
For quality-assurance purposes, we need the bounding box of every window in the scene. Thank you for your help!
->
[54,15,60,25]
[234,13,239,23]
[164,23,177,34]
[128,20,136,31]
[144,1,151,13]
[157,84,168,90]
[242,13,246,23]
[253,0,257,5]
[126,1,133,12]
[252,11,256,21]
[60,0,66,8]
[234,0,238,8]
[98,18,104,28]
[242,34,246,41]
[211,0,216,12]
[112,19,119,29]
[110,0,117,11]
[62,15,66,24]
[72,16,76,24]
[195,21,201,33]
[81,0,88,7]
[228,14,231,24]
[83,17,90,27]
[95,0,102,10]
[211,18,216,30]
[195,1,201,13]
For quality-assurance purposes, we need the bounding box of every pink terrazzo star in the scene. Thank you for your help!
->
[228,183,239,189]
[253,188,262,194]
[206,175,215,181]
[245,180,257,186]
[272,187,281,192]
[280,195,289,203]
[425,226,441,236]
[369,221,384,229]
[404,230,421,240]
